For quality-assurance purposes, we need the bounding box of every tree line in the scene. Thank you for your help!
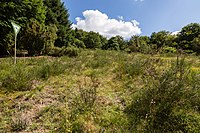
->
[1,0,200,57]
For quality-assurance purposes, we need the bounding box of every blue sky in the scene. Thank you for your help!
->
[64,0,200,37]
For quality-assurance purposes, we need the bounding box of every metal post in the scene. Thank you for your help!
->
[11,21,21,64]
[14,34,17,64]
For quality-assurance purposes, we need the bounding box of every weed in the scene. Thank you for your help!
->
[71,76,99,114]
[10,116,28,132]
[68,76,100,132]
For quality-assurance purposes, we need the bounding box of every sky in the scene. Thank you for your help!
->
[64,0,200,38]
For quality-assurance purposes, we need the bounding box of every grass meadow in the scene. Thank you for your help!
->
[0,50,200,132]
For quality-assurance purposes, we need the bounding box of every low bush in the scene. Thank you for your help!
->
[1,64,34,91]
[68,76,99,132]
[70,77,98,115]
[162,46,177,53]
[47,47,62,57]
[48,46,79,57]
[0,59,68,91]
[125,56,200,132]
[61,46,79,57]
[10,116,28,132]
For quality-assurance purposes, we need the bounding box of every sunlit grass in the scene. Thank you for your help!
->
[0,50,200,132]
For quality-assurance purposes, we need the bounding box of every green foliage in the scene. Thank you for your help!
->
[60,46,79,57]
[103,35,127,51]
[43,24,58,54]
[178,23,200,50]
[162,46,177,53]
[48,47,63,57]
[36,105,67,132]
[44,0,72,47]
[21,19,57,56]
[0,0,46,56]
[0,50,200,132]
[1,64,34,91]
[28,0,46,24]
[67,76,100,132]
[128,35,150,53]
[48,46,79,57]
[103,36,121,50]
[85,52,111,69]
[125,57,200,132]
[21,19,46,56]
[0,58,69,91]
[150,30,171,48]
[36,60,67,80]
[192,35,200,54]
[117,57,146,79]
[0,0,72,57]
[79,85,97,111]
[84,31,103,49]
[72,77,98,114]
[73,38,86,48]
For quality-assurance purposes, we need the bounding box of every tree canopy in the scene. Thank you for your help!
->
[1,1,200,56]
[0,0,71,56]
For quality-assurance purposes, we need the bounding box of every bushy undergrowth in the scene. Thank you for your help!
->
[35,105,67,132]
[0,50,200,132]
[48,46,79,57]
[10,116,28,132]
[1,63,34,91]
[125,56,200,132]
[0,59,68,91]
[68,76,99,132]
[116,55,147,79]
[35,60,67,80]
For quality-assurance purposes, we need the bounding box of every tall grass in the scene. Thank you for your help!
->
[125,56,200,132]
[0,50,200,132]
[35,60,67,80]
[0,58,68,91]
[1,63,34,91]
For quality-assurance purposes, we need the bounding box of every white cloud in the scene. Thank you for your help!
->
[172,31,180,35]
[72,10,142,39]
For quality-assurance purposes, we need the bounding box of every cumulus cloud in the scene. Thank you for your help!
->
[72,10,142,39]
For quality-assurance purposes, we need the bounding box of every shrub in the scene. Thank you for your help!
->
[1,64,34,91]
[48,47,62,57]
[61,46,79,57]
[48,46,79,57]
[162,46,177,53]
[73,77,98,113]
[68,76,99,123]
[10,116,28,132]
[125,56,200,132]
